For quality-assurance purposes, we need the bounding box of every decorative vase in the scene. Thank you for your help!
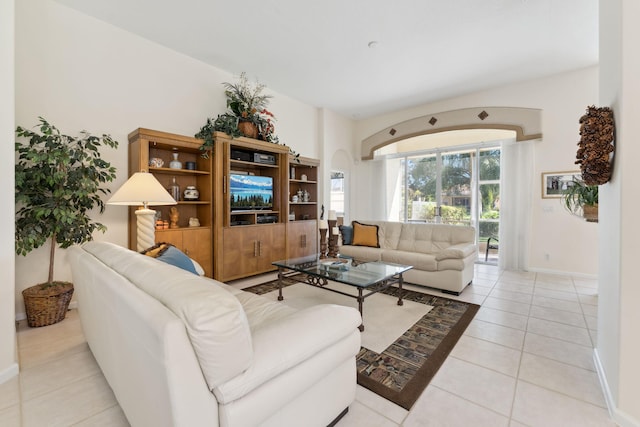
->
[169,152,182,169]
[183,185,199,200]
[169,177,180,201]
[238,121,259,139]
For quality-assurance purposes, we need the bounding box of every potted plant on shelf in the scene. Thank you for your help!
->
[15,117,118,327]
[195,72,298,161]
[562,178,599,222]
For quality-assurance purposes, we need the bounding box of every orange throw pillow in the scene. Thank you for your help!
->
[351,221,380,248]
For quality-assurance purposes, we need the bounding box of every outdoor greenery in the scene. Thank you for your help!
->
[406,149,501,225]
[15,117,118,286]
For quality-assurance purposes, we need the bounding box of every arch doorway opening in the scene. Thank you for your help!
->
[375,129,515,265]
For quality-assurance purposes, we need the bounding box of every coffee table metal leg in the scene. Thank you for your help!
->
[277,267,284,301]
[357,288,364,332]
[397,273,404,306]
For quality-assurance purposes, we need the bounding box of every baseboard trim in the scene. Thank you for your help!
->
[593,348,640,427]
[0,363,19,385]
[526,266,597,279]
[15,301,77,322]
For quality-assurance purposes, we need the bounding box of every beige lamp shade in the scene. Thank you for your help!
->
[108,172,177,209]
[108,172,177,251]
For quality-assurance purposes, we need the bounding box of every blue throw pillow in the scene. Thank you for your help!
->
[339,225,353,245]
[142,243,198,275]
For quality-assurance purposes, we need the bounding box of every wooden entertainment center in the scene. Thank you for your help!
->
[127,129,318,281]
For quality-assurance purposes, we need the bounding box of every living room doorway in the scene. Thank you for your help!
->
[330,171,345,219]
[363,107,541,269]
[375,131,510,265]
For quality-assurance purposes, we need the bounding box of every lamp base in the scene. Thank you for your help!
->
[135,208,157,251]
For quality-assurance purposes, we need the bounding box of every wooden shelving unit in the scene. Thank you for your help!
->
[212,132,290,282]
[287,156,319,258]
[128,128,213,277]
[128,129,321,282]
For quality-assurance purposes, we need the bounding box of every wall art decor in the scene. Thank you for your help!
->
[541,171,581,198]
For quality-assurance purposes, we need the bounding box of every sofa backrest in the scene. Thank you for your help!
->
[79,242,253,391]
[69,243,218,427]
[348,220,402,249]
[397,222,475,253]
[350,220,475,253]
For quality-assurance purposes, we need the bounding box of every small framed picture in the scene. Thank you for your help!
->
[541,171,581,198]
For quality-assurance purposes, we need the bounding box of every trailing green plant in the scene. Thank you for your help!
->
[195,114,240,156]
[15,117,118,286]
[562,178,598,215]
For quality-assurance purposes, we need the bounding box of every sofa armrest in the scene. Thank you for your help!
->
[213,304,361,404]
[435,243,477,261]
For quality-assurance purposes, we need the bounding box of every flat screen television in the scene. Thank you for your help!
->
[229,174,274,210]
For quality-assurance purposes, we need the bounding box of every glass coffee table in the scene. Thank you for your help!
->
[272,255,412,331]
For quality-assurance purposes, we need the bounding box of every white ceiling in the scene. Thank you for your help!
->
[55,0,598,119]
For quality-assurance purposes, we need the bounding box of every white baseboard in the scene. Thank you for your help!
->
[526,266,598,279]
[0,363,19,385]
[593,348,640,427]
[15,300,77,322]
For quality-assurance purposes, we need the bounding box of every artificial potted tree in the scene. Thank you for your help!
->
[562,178,599,222]
[15,117,118,327]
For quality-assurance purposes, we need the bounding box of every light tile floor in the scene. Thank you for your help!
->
[3,265,617,426]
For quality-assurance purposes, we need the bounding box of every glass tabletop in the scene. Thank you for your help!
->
[272,255,412,288]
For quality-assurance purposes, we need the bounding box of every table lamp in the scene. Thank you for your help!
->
[108,171,177,251]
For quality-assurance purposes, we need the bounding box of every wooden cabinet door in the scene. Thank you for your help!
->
[221,224,285,280]
[155,228,212,277]
[256,224,286,271]
[182,228,212,277]
[155,229,183,247]
[287,221,318,258]
[222,226,259,280]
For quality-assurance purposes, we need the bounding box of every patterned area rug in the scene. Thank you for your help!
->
[243,275,479,410]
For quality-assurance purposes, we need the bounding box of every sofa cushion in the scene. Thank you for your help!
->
[352,221,379,247]
[396,223,436,253]
[376,221,404,250]
[431,224,476,251]
[142,243,198,275]
[339,244,383,262]
[213,305,361,403]
[381,249,437,271]
[434,243,476,261]
[141,242,202,275]
[338,225,353,245]
[233,291,297,330]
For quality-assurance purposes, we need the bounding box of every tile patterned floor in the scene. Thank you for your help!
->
[2,265,617,426]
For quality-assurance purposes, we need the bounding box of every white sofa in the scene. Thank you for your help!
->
[339,221,477,295]
[68,242,361,427]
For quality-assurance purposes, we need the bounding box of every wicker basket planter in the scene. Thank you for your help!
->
[237,121,258,139]
[22,281,74,327]
[583,204,599,223]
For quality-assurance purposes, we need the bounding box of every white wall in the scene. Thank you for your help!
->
[14,0,323,317]
[598,1,640,425]
[351,67,600,275]
[319,109,356,221]
[0,0,18,384]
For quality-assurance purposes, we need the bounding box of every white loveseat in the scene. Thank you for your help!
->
[339,221,477,295]
[68,242,361,427]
